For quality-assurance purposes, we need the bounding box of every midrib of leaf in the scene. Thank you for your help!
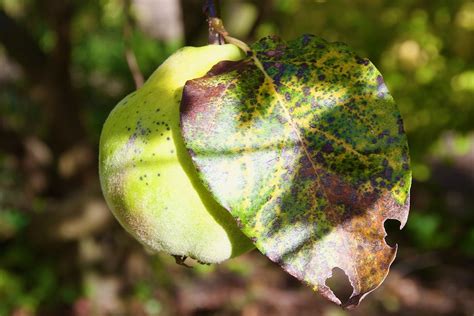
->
[250,54,373,199]
[255,66,371,163]
[251,54,331,203]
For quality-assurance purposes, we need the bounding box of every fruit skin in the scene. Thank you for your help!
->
[99,44,254,263]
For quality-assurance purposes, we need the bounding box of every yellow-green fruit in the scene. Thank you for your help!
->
[99,44,254,263]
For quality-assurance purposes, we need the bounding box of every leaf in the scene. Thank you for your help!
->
[180,35,411,308]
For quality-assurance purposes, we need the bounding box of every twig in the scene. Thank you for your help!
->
[204,0,219,18]
[202,1,251,53]
[123,0,144,88]
[203,0,224,44]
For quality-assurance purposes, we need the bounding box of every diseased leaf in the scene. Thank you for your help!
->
[180,35,411,308]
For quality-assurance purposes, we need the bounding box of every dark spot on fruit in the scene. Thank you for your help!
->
[166,137,170,141]
[157,173,160,177]
[139,176,143,180]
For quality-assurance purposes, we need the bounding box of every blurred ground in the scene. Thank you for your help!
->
[1,0,473,315]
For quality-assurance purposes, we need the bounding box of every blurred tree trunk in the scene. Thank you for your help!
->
[180,0,207,45]
[0,2,92,196]
[0,2,85,156]
[40,0,86,155]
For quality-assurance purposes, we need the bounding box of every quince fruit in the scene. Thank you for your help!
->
[99,44,254,264]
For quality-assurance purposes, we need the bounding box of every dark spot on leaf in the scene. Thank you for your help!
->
[302,34,312,46]
[377,75,384,85]
[303,87,310,96]
[322,142,334,153]
[356,57,370,66]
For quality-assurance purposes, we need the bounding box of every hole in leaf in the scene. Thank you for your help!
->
[384,219,402,247]
[325,267,353,304]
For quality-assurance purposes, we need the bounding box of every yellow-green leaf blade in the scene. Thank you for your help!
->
[180,35,411,307]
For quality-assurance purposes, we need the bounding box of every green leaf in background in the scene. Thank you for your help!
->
[180,35,411,307]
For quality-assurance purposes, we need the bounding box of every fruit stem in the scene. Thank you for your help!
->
[204,0,224,44]
[203,0,252,53]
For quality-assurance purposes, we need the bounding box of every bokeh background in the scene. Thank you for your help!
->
[1,0,473,315]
